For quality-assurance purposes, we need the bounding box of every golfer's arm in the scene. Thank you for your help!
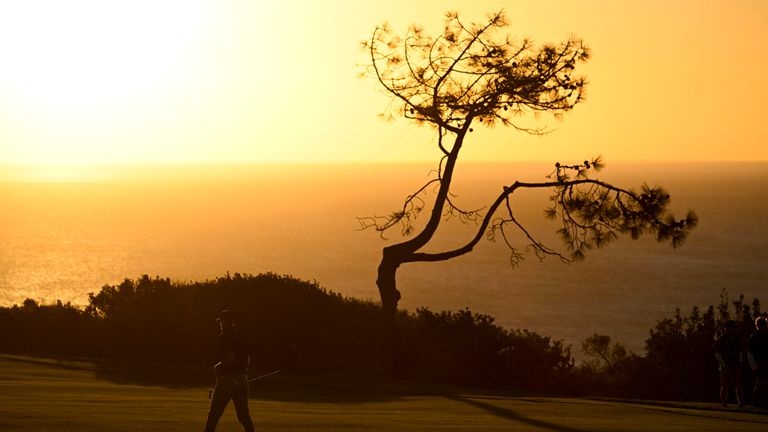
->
[748,352,757,370]
[714,353,725,368]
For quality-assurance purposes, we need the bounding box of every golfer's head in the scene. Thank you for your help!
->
[756,316,768,331]
[217,309,235,329]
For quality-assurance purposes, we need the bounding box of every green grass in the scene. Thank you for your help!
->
[1,354,766,431]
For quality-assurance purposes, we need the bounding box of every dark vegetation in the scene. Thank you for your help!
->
[576,290,765,401]
[0,273,570,391]
[0,273,763,401]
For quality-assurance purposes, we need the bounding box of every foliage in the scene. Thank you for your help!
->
[642,306,719,399]
[640,291,763,400]
[363,10,588,134]
[575,290,764,401]
[394,308,572,389]
[543,160,698,262]
[3,275,763,400]
[1,273,572,392]
[581,333,628,371]
[83,273,383,370]
[0,299,100,356]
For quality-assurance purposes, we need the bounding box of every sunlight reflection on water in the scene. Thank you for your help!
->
[0,162,766,355]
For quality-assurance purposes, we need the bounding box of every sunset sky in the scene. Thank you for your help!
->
[0,0,766,167]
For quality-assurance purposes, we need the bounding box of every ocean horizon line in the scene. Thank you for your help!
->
[1,159,765,183]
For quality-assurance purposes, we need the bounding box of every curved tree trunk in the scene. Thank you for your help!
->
[374,249,402,372]
[373,131,466,371]
[376,251,402,318]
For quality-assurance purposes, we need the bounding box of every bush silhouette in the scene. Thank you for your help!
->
[5,274,757,400]
[1,273,574,392]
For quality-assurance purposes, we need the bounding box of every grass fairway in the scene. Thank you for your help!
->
[1,354,766,431]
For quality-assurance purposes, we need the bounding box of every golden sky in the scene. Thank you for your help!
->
[0,0,766,166]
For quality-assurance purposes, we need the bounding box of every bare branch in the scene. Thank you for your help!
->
[357,178,440,238]
[406,158,697,265]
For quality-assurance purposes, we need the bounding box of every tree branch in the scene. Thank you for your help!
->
[405,160,697,264]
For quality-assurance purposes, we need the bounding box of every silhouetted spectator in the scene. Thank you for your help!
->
[715,320,743,408]
[748,316,768,408]
[204,310,255,432]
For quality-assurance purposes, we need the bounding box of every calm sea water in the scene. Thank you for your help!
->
[1,162,766,355]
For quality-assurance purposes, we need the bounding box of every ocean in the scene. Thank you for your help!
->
[1,161,766,356]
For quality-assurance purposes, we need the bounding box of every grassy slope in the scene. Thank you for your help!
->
[1,354,766,432]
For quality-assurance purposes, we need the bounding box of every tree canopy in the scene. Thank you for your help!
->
[364,11,588,134]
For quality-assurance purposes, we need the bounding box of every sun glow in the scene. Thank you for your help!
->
[0,1,766,170]
[0,0,211,165]
[3,1,211,109]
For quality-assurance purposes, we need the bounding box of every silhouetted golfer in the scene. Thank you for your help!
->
[204,309,255,432]
[748,316,768,408]
[714,320,744,408]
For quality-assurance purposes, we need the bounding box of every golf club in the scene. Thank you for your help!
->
[248,369,280,383]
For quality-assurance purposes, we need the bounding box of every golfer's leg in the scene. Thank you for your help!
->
[204,380,231,432]
[753,378,765,407]
[232,376,255,432]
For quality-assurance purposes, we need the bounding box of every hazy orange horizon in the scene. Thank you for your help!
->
[1,1,766,168]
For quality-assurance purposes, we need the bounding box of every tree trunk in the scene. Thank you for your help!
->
[376,254,401,319]
[374,248,404,372]
[372,137,465,371]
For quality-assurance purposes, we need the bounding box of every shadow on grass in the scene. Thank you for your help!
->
[446,394,596,432]
[1,354,406,403]
[93,363,414,403]
[1,354,210,388]
[448,394,768,431]
[585,397,768,422]
[248,371,456,404]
